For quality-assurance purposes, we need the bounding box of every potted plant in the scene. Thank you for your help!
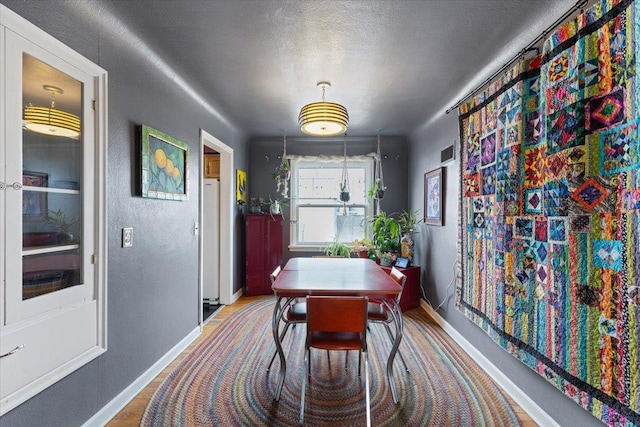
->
[339,181,350,202]
[323,237,351,258]
[397,209,423,263]
[268,196,288,219]
[377,251,394,267]
[368,178,386,199]
[274,158,290,198]
[370,211,400,261]
[46,208,78,244]
[249,197,264,213]
[351,238,374,258]
[398,209,423,234]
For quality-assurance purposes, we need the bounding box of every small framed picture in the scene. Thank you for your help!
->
[395,257,409,268]
[424,167,444,225]
[22,170,48,221]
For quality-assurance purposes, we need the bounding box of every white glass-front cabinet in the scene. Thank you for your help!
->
[0,6,107,415]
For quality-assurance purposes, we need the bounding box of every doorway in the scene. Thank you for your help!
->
[199,129,234,326]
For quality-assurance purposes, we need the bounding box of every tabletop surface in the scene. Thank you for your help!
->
[271,257,401,297]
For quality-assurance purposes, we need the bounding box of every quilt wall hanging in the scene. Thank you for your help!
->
[458,0,640,425]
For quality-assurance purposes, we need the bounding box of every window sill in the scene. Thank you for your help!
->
[288,245,324,253]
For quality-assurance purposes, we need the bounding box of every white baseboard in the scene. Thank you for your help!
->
[231,288,243,304]
[83,326,201,427]
[419,301,559,427]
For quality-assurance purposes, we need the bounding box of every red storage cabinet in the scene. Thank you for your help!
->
[245,214,283,296]
[380,265,421,311]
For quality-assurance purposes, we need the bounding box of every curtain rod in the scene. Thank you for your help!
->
[445,0,588,115]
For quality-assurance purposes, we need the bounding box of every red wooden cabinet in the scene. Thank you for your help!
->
[380,265,421,311]
[245,214,283,296]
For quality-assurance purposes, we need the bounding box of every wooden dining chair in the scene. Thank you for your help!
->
[367,266,410,372]
[300,295,370,426]
[266,266,308,372]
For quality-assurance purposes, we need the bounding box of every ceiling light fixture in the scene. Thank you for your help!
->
[23,85,80,139]
[298,81,348,137]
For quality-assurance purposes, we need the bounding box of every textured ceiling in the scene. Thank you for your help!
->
[83,0,578,138]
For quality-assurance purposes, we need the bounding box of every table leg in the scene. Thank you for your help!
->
[383,298,403,404]
[272,297,285,401]
[272,297,294,401]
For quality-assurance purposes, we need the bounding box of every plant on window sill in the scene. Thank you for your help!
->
[323,237,351,258]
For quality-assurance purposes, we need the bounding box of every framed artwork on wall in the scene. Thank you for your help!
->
[236,169,247,205]
[140,124,189,200]
[424,167,443,225]
[22,170,48,221]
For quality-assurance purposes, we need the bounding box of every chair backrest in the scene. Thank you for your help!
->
[269,265,282,285]
[389,267,407,302]
[306,295,368,335]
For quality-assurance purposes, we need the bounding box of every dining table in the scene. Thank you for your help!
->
[270,257,404,403]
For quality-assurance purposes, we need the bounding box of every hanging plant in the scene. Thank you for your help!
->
[339,135,350,206]
[368,134,386,200]
[274,134,290,198]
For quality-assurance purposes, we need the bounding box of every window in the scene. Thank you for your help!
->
[289,155,373,251]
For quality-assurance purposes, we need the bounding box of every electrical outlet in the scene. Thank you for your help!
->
[122,227,133,248]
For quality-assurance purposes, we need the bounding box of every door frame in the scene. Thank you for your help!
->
[199,129,234,325]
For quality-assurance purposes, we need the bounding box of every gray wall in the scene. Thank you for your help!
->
[248,136,408,261]
[0,1,248,426]
[408,112,604,427]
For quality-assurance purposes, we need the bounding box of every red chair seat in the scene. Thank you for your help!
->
[286,302,306,321]
[366,302,387,321]
[309,331,364,350]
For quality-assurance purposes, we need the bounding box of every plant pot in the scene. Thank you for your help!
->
[357,249,369,258]
[376,189,385,199]
[249,205,261,213]
[340,191,350,202]
[379,256,393,267]
[278,170,291,181]
[270,201,281,215]
[57,232,74,245]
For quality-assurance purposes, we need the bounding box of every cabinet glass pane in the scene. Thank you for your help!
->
[22,249,82,300]
[22,53,83,299]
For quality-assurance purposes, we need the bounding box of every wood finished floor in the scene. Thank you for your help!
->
[106,295,537,426]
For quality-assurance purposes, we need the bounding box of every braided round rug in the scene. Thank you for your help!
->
[141,298,522,426]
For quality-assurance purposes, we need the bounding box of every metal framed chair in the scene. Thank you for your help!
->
[300,295,370,426]
[367,266,410,372]
[267,266,307,372]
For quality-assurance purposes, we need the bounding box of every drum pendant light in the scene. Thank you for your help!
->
[298,81,348,137]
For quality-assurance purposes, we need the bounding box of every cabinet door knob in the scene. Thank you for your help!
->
[10,182,22,190]
[0,344,24,359]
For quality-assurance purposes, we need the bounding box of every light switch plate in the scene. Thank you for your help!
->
[122,227,133,248]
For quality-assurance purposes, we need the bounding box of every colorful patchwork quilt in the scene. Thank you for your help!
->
[457,1,640,425]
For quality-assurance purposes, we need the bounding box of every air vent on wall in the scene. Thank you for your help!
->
[441,144,455,164]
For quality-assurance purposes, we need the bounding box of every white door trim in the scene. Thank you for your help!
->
[199,130,234,326]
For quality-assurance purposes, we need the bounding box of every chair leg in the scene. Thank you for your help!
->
[300,347,309,425]
[267,321,293,372]
[364,349,371,427]
[327,349,331,372]
[383,322,410,373]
